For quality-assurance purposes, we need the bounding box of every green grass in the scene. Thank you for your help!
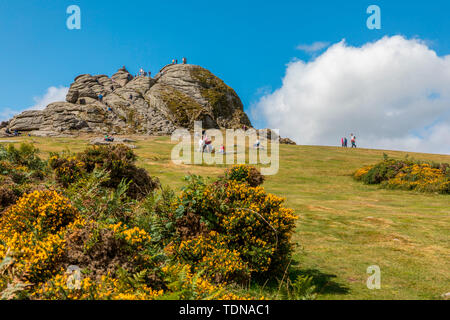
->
[2,135,449,300]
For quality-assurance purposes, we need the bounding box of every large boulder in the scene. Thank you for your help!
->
[111,66,133,87]
[154,64,251,129]
[7,64,253,136]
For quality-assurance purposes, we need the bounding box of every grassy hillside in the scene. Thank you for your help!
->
[1,135,449,300]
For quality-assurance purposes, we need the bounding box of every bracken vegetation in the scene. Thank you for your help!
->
[354,155,450,194]
[0,144,301,300]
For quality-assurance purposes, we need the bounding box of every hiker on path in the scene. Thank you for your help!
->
[98,94,103,102]
[350,134,357,148]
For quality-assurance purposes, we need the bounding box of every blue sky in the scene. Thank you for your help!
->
[0,0,449,153]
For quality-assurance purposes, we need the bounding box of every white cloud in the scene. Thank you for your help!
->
[296,41,330,54]
[30,86,69,110]
[254,36,450,155]
[0,86,69,122]
[0,108,18,122]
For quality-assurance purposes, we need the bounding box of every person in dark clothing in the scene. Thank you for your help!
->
[344,137,348,147]
[182,57,187,64]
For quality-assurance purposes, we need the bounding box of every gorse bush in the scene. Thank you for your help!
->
[49,153,85,187]
[0,191,80,284]
[1,145,274,300]
[354,156,450,194]
[0,143,47,210]
[149,171,298,284]
[0,189,248,300]
[225,164,265,187]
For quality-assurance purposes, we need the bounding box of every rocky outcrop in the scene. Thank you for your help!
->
[257,129,297,145]
[7,64,252,137]
[279,137,297,145]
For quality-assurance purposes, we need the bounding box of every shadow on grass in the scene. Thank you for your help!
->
[254,262,350,298]
[288,268,350,295]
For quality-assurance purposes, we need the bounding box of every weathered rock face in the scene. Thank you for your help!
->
[7,64,252,136]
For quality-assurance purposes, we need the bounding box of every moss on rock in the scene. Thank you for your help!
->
[190,66,247,123]
[158,84,204,127]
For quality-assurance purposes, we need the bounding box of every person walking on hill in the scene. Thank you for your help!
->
[344,137,348,148]
[182,57,187,64]
[341,137,344,147]
[98,94,103,102]
[350,134,357,148]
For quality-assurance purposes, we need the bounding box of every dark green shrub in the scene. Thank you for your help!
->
[4,143,46,172]
[76,145,159,199]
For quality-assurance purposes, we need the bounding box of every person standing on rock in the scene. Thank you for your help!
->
[98,94,103,102]
[182,57,187,64]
